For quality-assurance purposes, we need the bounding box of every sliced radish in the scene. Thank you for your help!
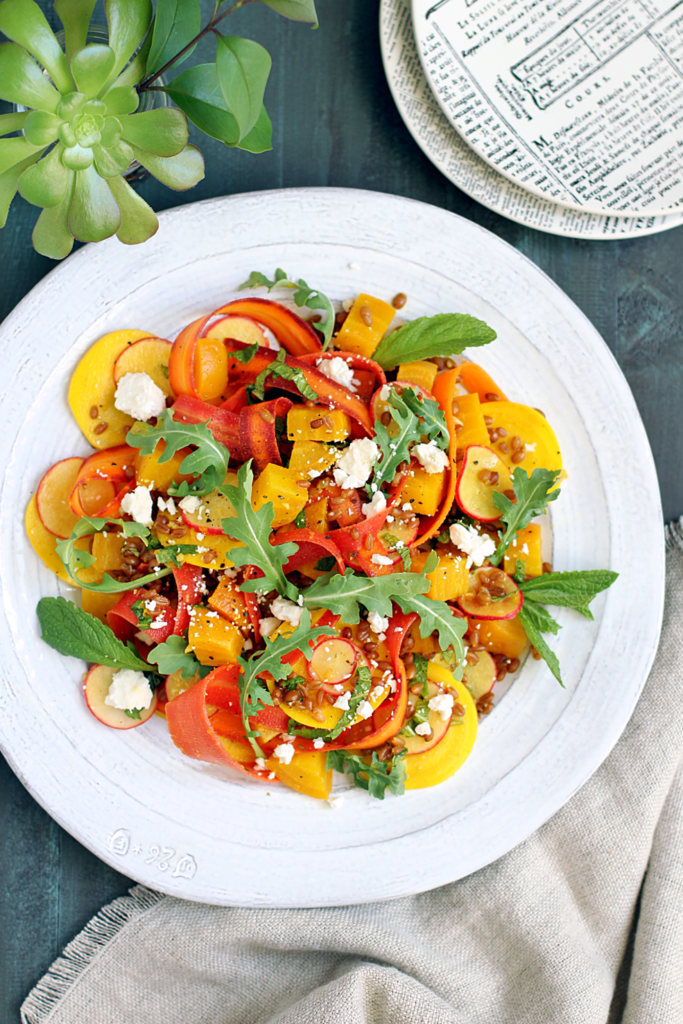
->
[112,337,173,397]
[403,682,452,755]
[204,314,269,346]
[179,484,238,534]
[36,456,84,538]
[455,444,513,522]
[462,649,497,700]
[308,637,358,684]
[83,664,158,729]
[457,567,523,621]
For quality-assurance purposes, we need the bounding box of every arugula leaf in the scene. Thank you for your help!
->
[154,544,200,566]
[326,749,407,800]
[232,343,259,364]
[237,609,337,754]
[127,409,230,497]
[413,652,429,697]
[401,387,449,449]
[395,592,467,659]
[147,635,209,681]
[371,313,496,371]
[520,570,618,620]
[490,467,561,566]
[374,389,424,487]
[125,707,143,720]
[219,461,299,601]
[56,518,174,593]
[239,267,333,348]
[314,555,336,572]
[252,348,317,401]
[301,559,436,623]
[518,605,563,686]
[37,597,150,671]
[512,559,527,585]
[292,665,373,742]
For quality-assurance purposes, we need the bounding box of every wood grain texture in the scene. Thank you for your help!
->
[0,0,679,1019]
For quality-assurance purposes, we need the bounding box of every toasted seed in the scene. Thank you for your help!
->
[451,400,460,415]
[497,427,507,437]
[445,358,456,369]
[534,408,545,417]
[499,442,510,454]
[311,709,325,721]
[476,587,491,606]
[381,411,392,426]
[350,528,361,541]
[89,405,99,419]
[530,646,542,660]
[309,417,324,429]
[202,550,217,564]
[392,292,407,309]
[364,533,373,550]
[503,489,516,502]
[511,449,526,463]
[483,415,493,426]
[508,658,520,673]
[342,627,353,639]
[323,416,334,429]
[93,422,108,435]
[485,392,500,401]
[510,435,523,451]
[466,652,479,665]
[297,480,310,488]
[543,561,553,575]
[359,305,373,326]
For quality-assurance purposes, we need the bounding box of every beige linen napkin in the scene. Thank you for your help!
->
[22,533,683,1024]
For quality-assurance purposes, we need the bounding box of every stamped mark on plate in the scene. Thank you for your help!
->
[107,829,197,879]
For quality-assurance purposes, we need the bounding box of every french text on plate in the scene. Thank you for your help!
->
[107,828,197,879]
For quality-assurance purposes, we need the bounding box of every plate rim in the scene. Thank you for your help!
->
[0,187,665,906]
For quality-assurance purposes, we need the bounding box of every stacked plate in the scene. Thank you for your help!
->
[381,0,683,238]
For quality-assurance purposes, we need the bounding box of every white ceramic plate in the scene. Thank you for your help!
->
[381,0,683,239]
[0,188,663,907]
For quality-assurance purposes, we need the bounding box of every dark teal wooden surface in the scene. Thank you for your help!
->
[1,1,681,1019]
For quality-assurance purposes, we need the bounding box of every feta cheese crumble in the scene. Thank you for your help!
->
[114,372,166,421]
[273,743,295,765]
[356,700,373,720]
[104,669,153,711]
[178,495,202,515]
[259,616,281,638]
[415,721,432,737]
[269,596,303,627]
[449,522,496,568]
[316,356,359,392]
[414,441,450,474]
[428,692,454,721]
[313,738,325,750]
[367,610,389,634]
[333,691,351,711]
[120,485,153,526]
[333,438,379,489]
[361,490,387,519]
[371,553,393,566]
[157,496,176,515]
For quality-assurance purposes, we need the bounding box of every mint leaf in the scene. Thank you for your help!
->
[374,389,424,487]
[147,634,209,680]
[326,750,407,799]
[301,560,435,623]
[413,652,429,697]
[519,599,560,636]
[518,605,563,686]
[520,569,618,620]
[252,348,317,401]
[401,387,449,449]
[239,267,333,348]
[490,467,561,566]
[512,559,527,585]
[125,707,143,720]
[219,460,299,601]
[131,599,154,629]
[127,408,230,497]
[237,609,336,754]
[56,517,174,594]
[233,343,259,364]
[395,592,467,660]
[37,597,150,671]
[371,313,496,371]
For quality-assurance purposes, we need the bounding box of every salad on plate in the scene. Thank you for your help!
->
[26,269,617,801]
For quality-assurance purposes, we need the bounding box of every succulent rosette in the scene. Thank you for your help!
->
[0,0,203,258]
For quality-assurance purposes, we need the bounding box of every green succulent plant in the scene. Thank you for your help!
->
[0,0,318,259]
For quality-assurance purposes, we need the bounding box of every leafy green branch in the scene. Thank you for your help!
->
[127,408,230,496]
[326,749,407,800]
[56,517,174,593]
[490,467,561,566]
